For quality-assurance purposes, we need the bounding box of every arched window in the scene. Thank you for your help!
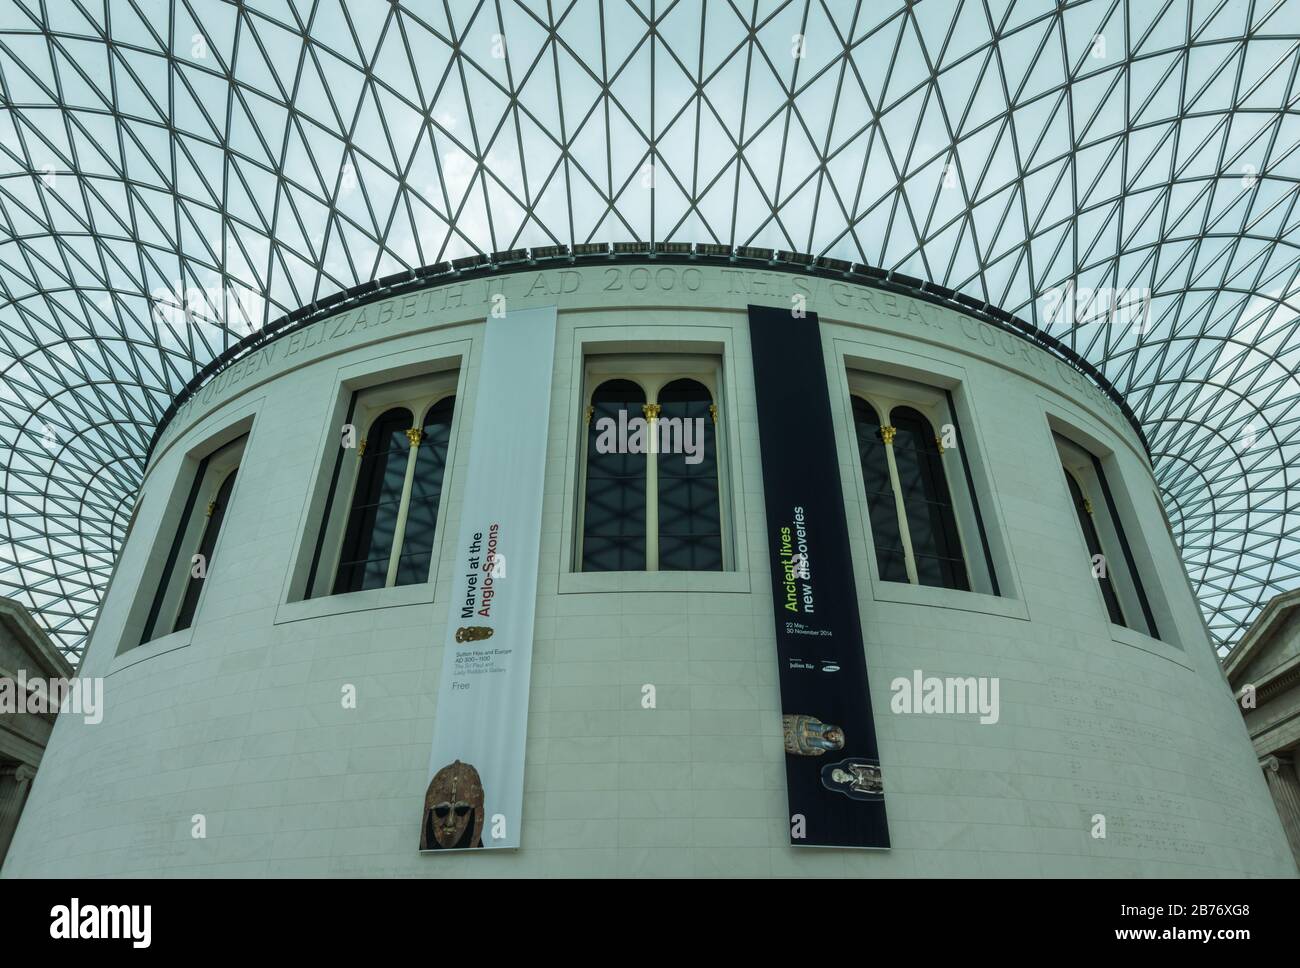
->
[581,379,647,571]
[577,358,727,573]
[848,372,996,595]
[174,466,238,632]
[1064,467,1126,626]
[1053,431,1159,637]
[305,371,459,601]
[657,378,722,571]
[136,432,247,648]
[334,407,414,593]
[394,396,456,586]
[891,407,969,591]
[851,397,909,583]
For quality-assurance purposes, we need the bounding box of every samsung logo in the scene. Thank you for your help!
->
[50,898,151,948]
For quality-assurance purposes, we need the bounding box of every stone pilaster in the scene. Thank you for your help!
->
[1261,754,1300,868]
[0,763,37,867]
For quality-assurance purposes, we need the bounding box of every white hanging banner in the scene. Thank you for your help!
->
[419,304,556,852]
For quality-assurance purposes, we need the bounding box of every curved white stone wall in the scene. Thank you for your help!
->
[4,263,1293,877]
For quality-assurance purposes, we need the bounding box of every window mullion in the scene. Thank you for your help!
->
[644,399,660,571]
[881,425,919,585]
[386,427,424,587]
[711,398,730,571]
[933,439,974,580]
[576,402,593,567]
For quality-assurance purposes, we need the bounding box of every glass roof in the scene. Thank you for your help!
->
[1,0,1298,663]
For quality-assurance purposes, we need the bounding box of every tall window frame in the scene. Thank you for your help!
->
[848,371,999,596]
[305,371,457,599]
[138,433,247,645]
[1054,432,1160,639]
[575,354,729,573]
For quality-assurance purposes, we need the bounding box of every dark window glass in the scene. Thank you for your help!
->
[304,392,358,599]
[852,397,909,583]
[582,379,647,571]
[395,396,455,586]
[657,379,722,571]
[140,453,210,644]
[1065,468,1126,626]
[173,467,237,633]
[335,408,413,593]
[891,407,969,591]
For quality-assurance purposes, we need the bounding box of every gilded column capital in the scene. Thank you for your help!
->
[405,428,424,447]
[880,425,897,445]
[643,402,661,420]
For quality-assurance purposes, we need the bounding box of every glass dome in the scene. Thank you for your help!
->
[1,0,1297,661]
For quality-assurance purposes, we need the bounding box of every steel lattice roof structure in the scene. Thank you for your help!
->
[1,0,1298,664]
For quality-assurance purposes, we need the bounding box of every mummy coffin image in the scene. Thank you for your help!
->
[782,714,846,756]
[820,758,884,801]
[420,760,486,850]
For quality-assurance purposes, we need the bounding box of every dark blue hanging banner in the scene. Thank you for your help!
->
[747,304,890,849]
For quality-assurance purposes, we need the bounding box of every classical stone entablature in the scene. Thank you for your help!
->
[1225,589,1300,868]
[0,597,72,869]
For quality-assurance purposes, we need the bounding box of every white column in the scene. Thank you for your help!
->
[881,425,919,585]
[644,402,660,571]
[385,427,424,587]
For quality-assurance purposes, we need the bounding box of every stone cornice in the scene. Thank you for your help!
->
[1225,588,1300,683]
[0,597,73,681]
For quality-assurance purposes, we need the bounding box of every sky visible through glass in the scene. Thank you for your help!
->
[0,0,1297,662]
